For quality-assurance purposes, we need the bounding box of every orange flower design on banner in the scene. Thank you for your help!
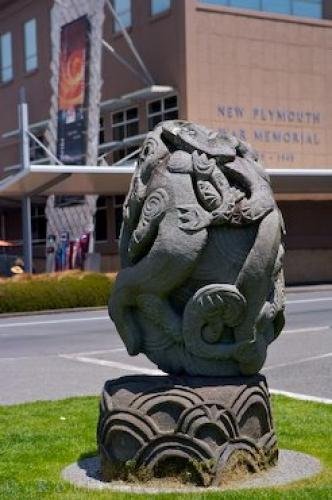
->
[59,49,85,110]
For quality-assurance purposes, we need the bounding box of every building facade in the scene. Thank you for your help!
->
[1,0,332,282]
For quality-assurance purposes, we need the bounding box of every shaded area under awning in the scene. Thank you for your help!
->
[0,165,332,199]
[269,168,332,194]
[0,165,135,198]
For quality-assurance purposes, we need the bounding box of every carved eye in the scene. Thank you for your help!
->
[143,145,150,156]
[140,139,155,161]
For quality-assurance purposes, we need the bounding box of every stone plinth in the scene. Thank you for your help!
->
[97,374,277,487]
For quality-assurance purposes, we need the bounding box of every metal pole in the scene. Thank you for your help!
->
[102,39,150,85]
[22,196,33,273]
[18,87,33,273]
[27,130,63,166]
[105,0,154,85]
[19,88,30,171]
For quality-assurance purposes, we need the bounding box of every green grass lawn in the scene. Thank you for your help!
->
[0,395,331,499]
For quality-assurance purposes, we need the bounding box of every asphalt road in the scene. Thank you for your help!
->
[0,287,331,405]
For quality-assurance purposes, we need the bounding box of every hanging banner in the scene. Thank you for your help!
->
[46,0,104,242]
[57,16,90,165]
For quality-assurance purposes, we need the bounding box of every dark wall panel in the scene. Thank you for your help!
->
[278,200,332,250]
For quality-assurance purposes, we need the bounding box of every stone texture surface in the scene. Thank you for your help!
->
[97,374,277,487]
[109,120,285,376]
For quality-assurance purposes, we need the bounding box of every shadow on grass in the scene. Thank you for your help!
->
[77,449,101,482]
[79,449,98,461]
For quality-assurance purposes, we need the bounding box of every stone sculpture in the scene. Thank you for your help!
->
[109,120,285,376]
[99,120,285,486]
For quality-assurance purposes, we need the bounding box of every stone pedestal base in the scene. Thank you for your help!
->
[97,374,277,487]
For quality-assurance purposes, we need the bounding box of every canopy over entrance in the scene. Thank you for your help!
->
[1,163,332,274]
[1,165,332,198]
[0,165,135,198]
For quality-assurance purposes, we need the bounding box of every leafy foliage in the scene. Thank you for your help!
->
[0,272,116,313]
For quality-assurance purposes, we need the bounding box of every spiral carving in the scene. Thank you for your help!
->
[142,188,169,223]
[192,150,216,179]
[127,188,169,263]
[183,284,247,360]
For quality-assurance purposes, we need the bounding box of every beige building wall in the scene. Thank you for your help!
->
[102,0,188,118]
[185,2,332,169]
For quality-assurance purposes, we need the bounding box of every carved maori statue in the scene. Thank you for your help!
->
[109,120,285,377]
[99,121,285,486]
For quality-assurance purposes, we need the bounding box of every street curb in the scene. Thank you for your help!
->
[0,306,108,319]
[286,284,332,293]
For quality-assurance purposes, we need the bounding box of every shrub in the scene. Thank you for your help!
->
[0,271,116,313]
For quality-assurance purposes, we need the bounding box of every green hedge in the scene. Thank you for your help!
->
[0,272,116,313]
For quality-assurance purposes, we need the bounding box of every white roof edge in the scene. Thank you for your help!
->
[0,164,136,194]
[29,165,136,174]
[0,165,331,198]
[100,85,175,111]
[121,85,174,100]
[29,166,332,176]
[267,168,332,176]
[0,168,31,190]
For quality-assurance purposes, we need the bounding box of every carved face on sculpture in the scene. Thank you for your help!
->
[122,126,169,232]
[138,126,170,185]
[110,120,285,377]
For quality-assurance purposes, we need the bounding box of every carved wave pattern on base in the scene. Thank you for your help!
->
[98,378,277,486]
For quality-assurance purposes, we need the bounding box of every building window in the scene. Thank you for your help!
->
[32,205,46,243]
[0,32,13,83]
[200,0,322,18]
[114,195,125,240]
[95,196,108,242]
[24,19,38,72]
[111,107,139,163]
[113,0,132,32]
[261,0,291,14]
[0,213,5,241]
[151,0,171,16]
[29,134,46,162]
[230,0,260,9]
[147,95,178,130]
[292,0,321,18]
[99,116,105,145]
[54,196,85,208]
